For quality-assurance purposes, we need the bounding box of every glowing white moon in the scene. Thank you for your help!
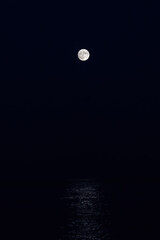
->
[78,49,90,61]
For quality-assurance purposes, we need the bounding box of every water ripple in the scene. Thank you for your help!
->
[60,180,111,240]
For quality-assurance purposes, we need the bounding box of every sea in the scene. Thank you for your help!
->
[0,178,159,240]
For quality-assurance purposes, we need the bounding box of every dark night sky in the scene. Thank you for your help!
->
[1,0,160,179]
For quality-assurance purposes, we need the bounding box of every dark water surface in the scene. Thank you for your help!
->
[59,179,111,240]
[0,178,159,240]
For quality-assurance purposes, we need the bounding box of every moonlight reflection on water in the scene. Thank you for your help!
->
[60,180,111,240]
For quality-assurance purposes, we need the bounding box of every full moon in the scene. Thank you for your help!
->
[78,49,90,61]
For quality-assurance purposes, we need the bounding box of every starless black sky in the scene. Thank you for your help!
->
[1,0,160,179]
